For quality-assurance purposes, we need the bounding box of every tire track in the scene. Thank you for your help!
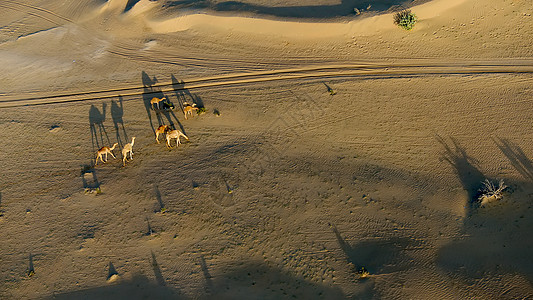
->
[1,61,532,108]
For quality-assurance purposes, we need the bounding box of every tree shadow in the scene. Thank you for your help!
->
[151,252,166,286]
[154,184,165,212]
[46,260,348,299]
[331,224,413,275]
[209,260,346,299]
[89,103,110,154]
[81,164,100,189]
[142,72,186,135]
[111,96,129,148]
[28,253,35,277]
[45,274,183,300]
[108,262,118,280]
[436,135,486,215]
[493,137,533,181]
[164,0,417,19]
[199,255,213,294]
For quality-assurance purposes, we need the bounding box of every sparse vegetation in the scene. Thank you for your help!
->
[357,267,369,279]
[394,10,417,30]
[478,179,507,206]
[197,107,207,115]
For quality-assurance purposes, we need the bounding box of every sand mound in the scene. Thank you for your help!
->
[143,0,467,38]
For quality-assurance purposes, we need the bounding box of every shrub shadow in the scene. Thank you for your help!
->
[81,164,100,189]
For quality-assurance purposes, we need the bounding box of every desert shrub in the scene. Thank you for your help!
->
[478,179,507,206]
[197,107,207,115]
[394,10,417,30]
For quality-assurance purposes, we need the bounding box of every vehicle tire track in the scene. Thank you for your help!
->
[1,61,532,108]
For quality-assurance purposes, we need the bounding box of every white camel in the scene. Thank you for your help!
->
[166,130,189,148]
[122,137,136,166]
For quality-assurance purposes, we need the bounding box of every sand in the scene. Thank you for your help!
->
[0,0,532,299]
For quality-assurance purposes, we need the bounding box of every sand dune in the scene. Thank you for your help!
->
[0,0,532,299]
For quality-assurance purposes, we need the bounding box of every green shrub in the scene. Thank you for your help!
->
[197,107,207,115]
[394,10,417,30]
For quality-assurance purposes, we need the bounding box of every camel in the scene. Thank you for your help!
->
[150,97,166,110]
[122,137,136,166]
[166,130,188,148]
[155,125,170,144]
[183,102,198,120]
[95,143,118,165]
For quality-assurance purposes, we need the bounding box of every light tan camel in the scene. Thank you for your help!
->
[166,130,189,148]
[95,143,118,165]
[183,102,198,120]
[122,137,136,166]
[151,97,166,110]
[155,125,170,144]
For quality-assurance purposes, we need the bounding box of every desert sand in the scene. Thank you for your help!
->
[1,0,532,299]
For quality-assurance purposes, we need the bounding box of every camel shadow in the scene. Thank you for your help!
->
[493,137,533,181]
[142,72,186,135]
[89,103,110,155]
[436,135,486,215]
[111,96,129,148]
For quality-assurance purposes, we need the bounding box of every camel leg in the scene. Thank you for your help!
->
[123,156,126,166]
[156,132,160,143]
[109,152,116,159]
[130,151,133,160]
[96,154,100,165]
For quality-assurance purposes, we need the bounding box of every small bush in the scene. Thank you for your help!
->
[197,107,207,115]
[357,267,369,279]
[394,10,417,30]
[478,179,507,206]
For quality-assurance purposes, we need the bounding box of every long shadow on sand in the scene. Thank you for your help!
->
[46,259,346,299]
[111,96,129,148]
[493,137,533,182]
[436,135,486,215]
[81,164,100,189]
[164,0,419,19]
[142,71,186,135]
[89,103,111,155]
[436,137,533,292]
[436,180,533,290]
[331,224,414,276]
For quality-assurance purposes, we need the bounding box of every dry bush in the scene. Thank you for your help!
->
[478,179,507,206]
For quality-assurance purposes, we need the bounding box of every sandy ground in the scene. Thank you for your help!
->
[1,0,533,299]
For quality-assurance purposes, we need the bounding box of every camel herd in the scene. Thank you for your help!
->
[95,98,197,167]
